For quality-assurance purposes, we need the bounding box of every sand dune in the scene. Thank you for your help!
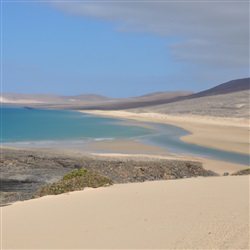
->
[2,176,249,249]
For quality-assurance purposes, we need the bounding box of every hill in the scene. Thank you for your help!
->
[1,78,249,116]
[135,78,250,118]
[69,78,250,111]
[187,78,249,99]
[0,93,110,105]
[1,91,193,110]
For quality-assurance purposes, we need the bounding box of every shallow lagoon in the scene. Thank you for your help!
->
[2,107,249,165]
[140,123,249,165]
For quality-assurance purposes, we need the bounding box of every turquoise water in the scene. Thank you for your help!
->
[1,107,153,142]
[139,124,249,165]
[1,107,249,165]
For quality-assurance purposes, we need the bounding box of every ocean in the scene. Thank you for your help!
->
[1,107,249,165]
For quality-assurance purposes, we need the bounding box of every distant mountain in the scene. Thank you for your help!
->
[51,91,193,110]
[139,78,250,118]
[128,91,193,102]
[1,93,110,104]
[2,78,249,112]
[76,77,249,110]
[73,78,249,110]
[142,89,250,119]
[66,94,110,102]
[1,91,193,110]
[187,78,249,99]
[112,77,249,110]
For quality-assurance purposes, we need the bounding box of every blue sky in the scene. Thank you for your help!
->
[2,1,249,97]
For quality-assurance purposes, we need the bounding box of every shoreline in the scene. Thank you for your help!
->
[79,110,250,155]
[1,108,249,174]
[91,152,249,176]
[1,142,248,175]
[1,147,215,205]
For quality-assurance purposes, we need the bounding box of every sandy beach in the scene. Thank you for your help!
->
[2,109,249,176]
[1,109,249,249]
[2,2,249,248]
[57,139,172,155]
[77,110,250,174]
[2,176,249,249]
[79,110,249,155]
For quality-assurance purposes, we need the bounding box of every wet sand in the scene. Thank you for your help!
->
[79,110,249,155]
[79,139,171,155]
[2,139,248,175]
[76,110,249,174]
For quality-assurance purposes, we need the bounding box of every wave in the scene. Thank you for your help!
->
[94,138,115,141]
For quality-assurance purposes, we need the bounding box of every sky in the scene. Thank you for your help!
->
[1,0,249,98]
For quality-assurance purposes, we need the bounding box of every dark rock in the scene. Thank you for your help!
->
[231,168,250,175]
[0,148,218,205]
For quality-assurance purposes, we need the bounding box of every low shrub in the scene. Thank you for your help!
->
[35,168,112,197]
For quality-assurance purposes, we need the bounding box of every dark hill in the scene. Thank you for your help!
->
[189,78,249,99]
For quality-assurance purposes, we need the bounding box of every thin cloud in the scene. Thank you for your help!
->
[51,0,249,68]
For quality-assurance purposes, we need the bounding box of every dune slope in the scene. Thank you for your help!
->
[2,176,249,249]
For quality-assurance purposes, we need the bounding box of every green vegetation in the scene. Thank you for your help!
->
[35,168,112,197]
[231,168,250,175]
[62,169,87,180]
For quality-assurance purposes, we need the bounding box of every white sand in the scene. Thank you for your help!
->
[2,176,249,249]
[77,110,249,174]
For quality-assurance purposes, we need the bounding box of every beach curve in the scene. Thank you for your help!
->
[79,110,249,155]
